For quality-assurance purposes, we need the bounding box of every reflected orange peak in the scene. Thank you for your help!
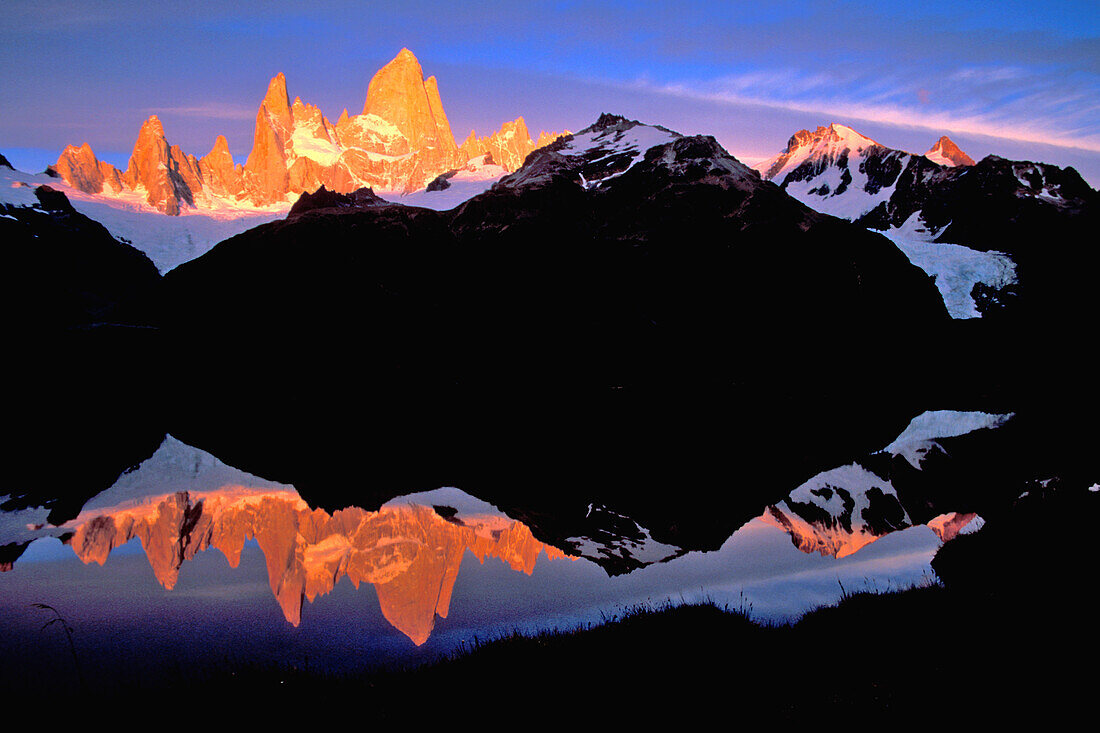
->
[62,487,573,645]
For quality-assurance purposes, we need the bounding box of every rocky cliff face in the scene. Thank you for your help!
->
[54,143,124,195]
[241,73,294,205]
[54,49,564,214]
[62,488,570,645]
[362,48,458,161]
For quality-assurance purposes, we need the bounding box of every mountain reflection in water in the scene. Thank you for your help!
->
[0,413,990,659]
[93,492,567,645]
[14,477,571,646]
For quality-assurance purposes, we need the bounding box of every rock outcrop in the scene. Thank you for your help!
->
[287,184,389,216]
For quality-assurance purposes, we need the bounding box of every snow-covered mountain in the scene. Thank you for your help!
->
[494,113,684,191]
[758,123,910,221]
[50,48,567,217]
[757,123,1098,319]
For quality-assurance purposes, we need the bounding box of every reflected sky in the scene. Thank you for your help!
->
[0,505,947,683]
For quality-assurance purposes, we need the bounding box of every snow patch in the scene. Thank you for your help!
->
[382,154,507,210]
[559,123,679,185]
[290,127,343,167]
[346,113,405,141]
[959,515,985,534]
[383,487,508,521]
[925,150,954,167]
[565,503,681,566]
[782,147,906,220]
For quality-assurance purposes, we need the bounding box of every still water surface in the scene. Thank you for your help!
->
[0,414,988,688]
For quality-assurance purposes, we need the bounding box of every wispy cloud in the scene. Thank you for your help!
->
[641,61,1100,154]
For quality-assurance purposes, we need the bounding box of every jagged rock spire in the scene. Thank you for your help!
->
[363,48,457,154]
[122,115,200,215]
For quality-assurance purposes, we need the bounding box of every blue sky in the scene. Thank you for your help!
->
[2,0,1098,184]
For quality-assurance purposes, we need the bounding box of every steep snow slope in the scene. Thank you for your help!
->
[2,163,285,272]
[388,154,507,210]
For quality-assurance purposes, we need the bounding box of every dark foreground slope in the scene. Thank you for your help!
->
[155,115,949,387]
[1,184,160,334]
[1,183,165,527]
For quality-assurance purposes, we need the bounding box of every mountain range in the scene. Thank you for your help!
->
[6,100,1097,350]
[756,122,1092,233]
[4,48,1094,336]
[50,48,568,215]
